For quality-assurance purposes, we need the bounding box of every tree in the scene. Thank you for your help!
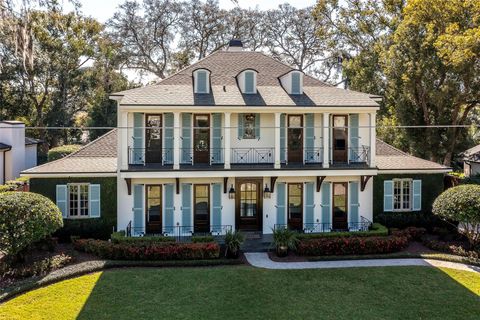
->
[433,185,480,249]
[0,192,63,262]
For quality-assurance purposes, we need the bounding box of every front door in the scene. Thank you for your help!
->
[288,183,303,231]
[287,115,303,163]
[145,114,162,163]
[146,185,162,234]
[194,114,210,164]
[333,115,348,163]
[194,184,210,233]
[332,182,348,230]
[236,178,262,231]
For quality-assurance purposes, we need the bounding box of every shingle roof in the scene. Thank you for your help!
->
[376,139,449,171]
[463,144,480,157]
[22,130,117,174]
[25,137,42,145]
[111,51,379,107]
[0,143,11,150]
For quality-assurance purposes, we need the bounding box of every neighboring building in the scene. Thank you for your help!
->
[462,144,480,177]
[0,121,41,184]
[22,41,450,238]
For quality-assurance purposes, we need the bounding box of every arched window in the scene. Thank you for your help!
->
[193,69,210,93]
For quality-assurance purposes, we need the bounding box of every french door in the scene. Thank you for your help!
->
[287,115,303,163]
[145,185,162,234]
[236,178,262,231]
[193,114,210,164]
[332,182,348,230]
[194,184,210,233]
[332,115,348,163]
[145,114,162,163]
[288,183,303,231]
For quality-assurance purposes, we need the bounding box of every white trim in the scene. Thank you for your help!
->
[66,183,91,219]
[378,169,451,174]
[392,179,412,212]
[118,105,380,113]
[21,173,116,178]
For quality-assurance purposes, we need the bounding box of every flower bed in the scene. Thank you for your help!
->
[73,239,220,260]
[297,235,409,256]
[422,236,479,260]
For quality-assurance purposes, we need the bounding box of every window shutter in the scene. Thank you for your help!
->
[237,114,244,139]
[197,71,207,93]
[349,181,359,226]
[164,184,175,234]
[89,184,101,218]
[164,113,174,164]
[181,183,192,234]
[291,72,301,94]
[280,114,286,163]
[133,184,144,235]
[255,113,261,139]
[212,113,223,164]
[276,182,286,226]
[212,183,222,233]
[245,71,255,93]
[305,113,314,162]
[383,180,394,212]
[181,113,192,164]
[56,185,68,218]
[321,182,331,227]
[305,182,315,227]
[412,180,422,211]
[349,114,360,162]
[133,113,144,164]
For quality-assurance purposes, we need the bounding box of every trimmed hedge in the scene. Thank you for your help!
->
[47,145,82,162]
[297,235,409,256]
[73,239,220,260]
[297,223,388,240]
[192,235,216,243]
[111,231,175,245]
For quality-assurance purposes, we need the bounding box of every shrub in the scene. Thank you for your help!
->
[272,228,299,256]
[111,231,175,245]
[297,235,409,256]
[224,230,245,258]
[73,239,220,260]
[433,185,480,248]
[392,227,426,241]
[191,235,215,243]
[0,192,63,262]
[47,145,82,162]
[2,254,74,279]
[422,236,479,260]
[297,223,388,240]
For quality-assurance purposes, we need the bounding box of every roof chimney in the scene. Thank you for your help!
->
[227,39,243,51]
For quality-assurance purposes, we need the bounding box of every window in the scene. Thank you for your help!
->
[242,114,256,139]
[393,179,412,211]
[194,70,209,93]
[240,183,257,217]
[68,184,89,217]
[291,72,301,94]
[244,71,255,93]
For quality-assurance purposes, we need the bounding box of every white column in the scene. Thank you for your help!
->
[274,112,281,169]
[322,112,330,168]
[224,112,231,169]
[369,112,376,167]
[119,109,128,171]
[173,112,180,170]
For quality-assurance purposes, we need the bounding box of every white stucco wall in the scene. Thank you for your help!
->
[0,121,25,181]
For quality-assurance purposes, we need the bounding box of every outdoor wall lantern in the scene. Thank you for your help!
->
[264,184,271,199]
[228,184,236,199]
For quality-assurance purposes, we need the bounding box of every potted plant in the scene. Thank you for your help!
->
[224,230,245,258]
[272,228,298,257]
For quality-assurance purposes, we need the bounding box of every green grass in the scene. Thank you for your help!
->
[1,266,479,320]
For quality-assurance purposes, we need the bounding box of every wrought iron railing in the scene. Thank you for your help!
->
[128,147,173,165]
[303,223,333,233]
[304,148,323,164]
[349,146,370,163]
[274,217,372,234]
[180,148,224,165]
[125,223,232,241]
[231,148,274,164]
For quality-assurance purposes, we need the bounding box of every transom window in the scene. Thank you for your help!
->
[243,114,256,139]
[68,184,89,217]
[393,179,412,211]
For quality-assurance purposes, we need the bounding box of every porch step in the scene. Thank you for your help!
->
[243,231,262,240]
[241,233,273,252]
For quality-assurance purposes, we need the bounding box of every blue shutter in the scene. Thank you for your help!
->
[255,113,260,139]
[305,182,315,229]
[321,182,331,228]
[280,114,286,163]
[181,184,192,234]
[212,183,222,233]
[245,71,255,93]
[276,182,286,226]
[164,184,175,234]
[305,114,314,162]
[291,72,301,94]
[238,114,244,139]
[212,113,223,164]
[89,184,101,218]
[56,185,68,218]
[383,180,394,212]
[181,113,192,164]
[197,71,207,93]
[133,184,144,235]
[412,180,422,211]
[164,113,174,164]
[349,114,360,162]
[349,181,359,226]
[133,113,144,164]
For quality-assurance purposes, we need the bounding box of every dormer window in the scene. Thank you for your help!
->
[194,69,210,93]
[280,70,303,95]
[238,69,257,94]
[291,72,301,94]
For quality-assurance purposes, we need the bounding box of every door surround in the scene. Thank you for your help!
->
[235,178,263,231]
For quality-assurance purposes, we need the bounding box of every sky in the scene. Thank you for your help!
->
[70,0,317,22]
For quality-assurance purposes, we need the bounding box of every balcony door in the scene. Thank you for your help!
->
[145,114,162,164]
[235,178,262,231]
[332,115,348,163]
[288,183,303,231]
[194,184,210,233]
[287,115,303,163]
[332,182,348,230]
[146,185,162,234]
[194,114,210,164]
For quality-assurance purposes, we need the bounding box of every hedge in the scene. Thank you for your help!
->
[111,231,175,245]
[297,235,409,256]
[47,145,82,162]
[297,223,388,240]
[73,239,220,260]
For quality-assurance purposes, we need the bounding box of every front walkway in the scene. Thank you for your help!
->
[244,252,480,273]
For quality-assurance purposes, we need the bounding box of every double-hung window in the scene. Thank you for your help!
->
[393,179,412,211]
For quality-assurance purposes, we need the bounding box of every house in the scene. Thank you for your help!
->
[0,121,41,184]
[22,41,450,238]
[462,144,480,177]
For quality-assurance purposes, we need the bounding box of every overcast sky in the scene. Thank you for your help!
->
[70,0,317,22]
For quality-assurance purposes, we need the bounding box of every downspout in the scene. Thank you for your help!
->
[2,147,11,185]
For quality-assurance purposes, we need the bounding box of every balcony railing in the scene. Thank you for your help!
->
[304,148,323,164]
[349,146,370,163]
[231,148,274,164]
[274,217,372,233]
[180,148,224,165]
[126,222,232,241]
[128,147,173,165]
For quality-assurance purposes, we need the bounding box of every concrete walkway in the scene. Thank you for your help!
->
[244,252,480,273]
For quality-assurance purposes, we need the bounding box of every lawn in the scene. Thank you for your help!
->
[1,266,479,320]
